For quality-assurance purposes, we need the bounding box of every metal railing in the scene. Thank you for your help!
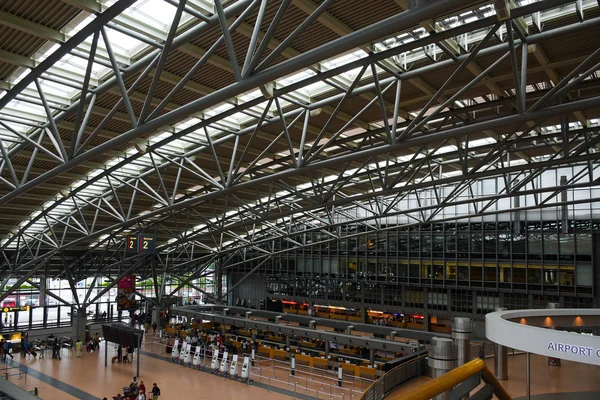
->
[394,358,511,400]
[359,354,428,400]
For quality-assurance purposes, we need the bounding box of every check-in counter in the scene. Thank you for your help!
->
[313,357,329,370]
[268,335,285,343]
[295,353,312,366]
[341,363,357,376]
[257,345,272,358]
[358,366,377,379]
[273,349,287,361]
[431,325,451,334]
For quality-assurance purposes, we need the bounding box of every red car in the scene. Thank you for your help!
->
[2,299,16,308]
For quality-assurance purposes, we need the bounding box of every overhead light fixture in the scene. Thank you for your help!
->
[135,142,147,154]
[494,0,510,21]
[309,108,322,117]
[259,83,274,99]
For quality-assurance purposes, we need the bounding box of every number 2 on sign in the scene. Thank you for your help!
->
[129,240,134,249]
[143,241,148,249]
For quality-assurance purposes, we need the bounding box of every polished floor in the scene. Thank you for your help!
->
[6,342,306,400]
[4,340,600,400]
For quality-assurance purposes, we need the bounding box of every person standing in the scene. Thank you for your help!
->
[151,322,157,334]
[75,337,83,358]
[151,383,160,400]
[6,340,13,360]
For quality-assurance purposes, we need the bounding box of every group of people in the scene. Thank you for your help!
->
[111,344,135,364]
[131,313,157,334]
[110,376,161,400]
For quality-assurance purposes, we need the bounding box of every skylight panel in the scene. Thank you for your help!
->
[129,0,178,30]
[100,27,141,57]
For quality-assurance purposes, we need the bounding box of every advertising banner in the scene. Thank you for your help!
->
[116,275,136,311]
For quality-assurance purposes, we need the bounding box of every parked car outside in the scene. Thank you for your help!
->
[21,298,39,307]
[1,299,16,308]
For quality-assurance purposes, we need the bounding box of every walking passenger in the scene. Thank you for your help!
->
[151,383,161,400]
[76,337,83,358]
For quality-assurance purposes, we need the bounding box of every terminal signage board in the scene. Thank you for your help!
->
[126,234,156,254]
[2,306,29,313]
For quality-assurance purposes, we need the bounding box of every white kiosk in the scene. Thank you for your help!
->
[193,346,202,368]
[229,354,239,379]
[184,343,192,366]
[171,339,180,361]
[211,349,220,371]
[219,351,229,375]
[241,355,251,382]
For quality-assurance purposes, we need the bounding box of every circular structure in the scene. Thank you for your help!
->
[486,309,600,366]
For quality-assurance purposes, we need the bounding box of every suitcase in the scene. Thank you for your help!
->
[29,350,37,357]
[112,356,118,364]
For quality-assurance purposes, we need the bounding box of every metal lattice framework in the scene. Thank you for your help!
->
[0,0,599,307]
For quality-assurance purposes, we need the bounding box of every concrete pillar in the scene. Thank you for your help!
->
[369,348,375,367]
[560,176,568,233]
[72,308,88,341]
[39,278,46,307]
[151,307,160,326]
[325,341,330,358]
[494,308,508,380]
[547,302,561,366]
[423,312,430,332]
[428,337,457,400]
[360,307,367,324]
[452,317,473,400]
[452,317,472,367]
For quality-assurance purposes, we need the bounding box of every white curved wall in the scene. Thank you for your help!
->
[486,309,600,366]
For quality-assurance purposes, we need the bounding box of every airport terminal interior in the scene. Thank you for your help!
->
[0,0,599,399]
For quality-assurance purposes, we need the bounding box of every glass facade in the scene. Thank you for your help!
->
[228,219,599,318]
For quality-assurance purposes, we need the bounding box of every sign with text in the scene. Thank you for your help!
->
[2,306,29,313]
[126,234,156,254]
[547,342,600,359]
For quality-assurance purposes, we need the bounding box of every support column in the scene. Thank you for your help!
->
[423,312,430,332]
[360,307,367,324]
[38,278,46,307]
[151,307,160,327]
[216,258,223,304]
[494,307,508,380]
[428,337,457,400]
[452,317,472,400]
[325,340,330,358]
[547,302,561,366]
[560,176,568,233]
[452,317,472,367]
[369,348,375,367]
[72,307,88,341]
